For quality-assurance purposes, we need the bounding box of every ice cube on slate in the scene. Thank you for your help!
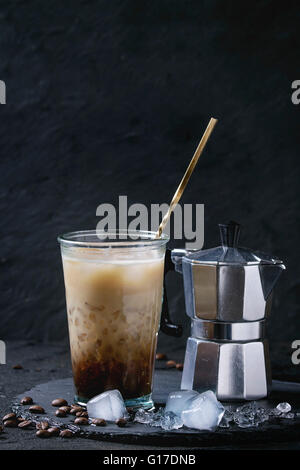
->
[149,408,165,428]
[234,402,258,428]
[134,408,156,425]
[87,389,129,421]
[219,409,234,428]
[181,390,225,431]
[255,407,270,424]
[276,402,291,414]
[159,411,183,431]
[283,412,294,419]
[134,408,183,430]
[165,390,199,416]
[233,402,271,428]
[134,408,164,426]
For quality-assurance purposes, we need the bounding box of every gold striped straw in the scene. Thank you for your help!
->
[155,117,218,239]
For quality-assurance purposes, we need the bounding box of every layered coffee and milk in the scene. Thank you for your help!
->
[62,247,164,402]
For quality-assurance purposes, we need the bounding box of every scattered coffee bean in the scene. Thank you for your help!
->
[55,409,67,417]
[60,429,73,438]
[47,427,60,436]
[4,420,18,428]
[91,418,106,426]
[36,430,50,438]
[36,421,49,430]
[29,405,45,414]
[166,360,176,368]
[59,406,71,414]
[176,363,184,371]
[20,396,33,405]
[12,364,23,370]
[2,412,16,421]
[18,420,32,429]
[51,398,68,407]
[17,417,25,422]
[70,406,83,415]
[116,418,127,427]
[76,411,88,418]
[156,353,167,360]
[74,417,89,425]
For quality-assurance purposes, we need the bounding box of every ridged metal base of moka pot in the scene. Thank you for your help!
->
[181,319,271,401]
[171,221,285,402]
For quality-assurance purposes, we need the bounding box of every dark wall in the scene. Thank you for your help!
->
[1,1,300,355]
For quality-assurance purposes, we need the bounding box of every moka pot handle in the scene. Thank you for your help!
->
[160,249,183,337]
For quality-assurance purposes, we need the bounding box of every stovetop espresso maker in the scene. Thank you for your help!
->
[170,221,285,401]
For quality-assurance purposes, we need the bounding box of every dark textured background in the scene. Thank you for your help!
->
[0,1,299,374]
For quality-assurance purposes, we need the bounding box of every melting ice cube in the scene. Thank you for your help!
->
[234,402,258,428]
[134,408,163,426]
[219,409,234,428]
[181,390,224,431]
[283,412,294,419]
[159,411,183,431]
[233,402,271,428]
[134,408,155,425]
[87,389,129,421]
[165,390,199,416]
[276,402,291,414]
[134,408,183,431]
[255,407,270,423]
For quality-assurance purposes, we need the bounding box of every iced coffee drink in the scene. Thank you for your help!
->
[58,230,168,408]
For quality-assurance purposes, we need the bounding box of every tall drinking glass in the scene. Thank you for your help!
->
[58,230,169,409]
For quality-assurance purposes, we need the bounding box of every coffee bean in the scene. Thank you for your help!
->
[60,429,73,438]
[166,360,176,368]
[20,396,33,405]
[55,409,67,417]
[156,353,167,360]
[91,418,106,426]
[12,364,23,370]
[76,411,88,418]
[18,420,32,429]
[17,417,25,422]
[176,363,184,371]
[29,405,45,414]
[36,430,50,438]
[2,412,16,421]
[48,427,60,436]
[4,420,18,428]
[116,418,127,427]
[74,417,89,425]
[70,406,83,415]
[36,421,49,430]
[59,406,71,414]
[51,398,68,407]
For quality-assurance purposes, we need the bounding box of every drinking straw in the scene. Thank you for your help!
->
[155,117,218,239]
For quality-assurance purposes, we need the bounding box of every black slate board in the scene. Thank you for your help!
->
[12,370,300,446]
